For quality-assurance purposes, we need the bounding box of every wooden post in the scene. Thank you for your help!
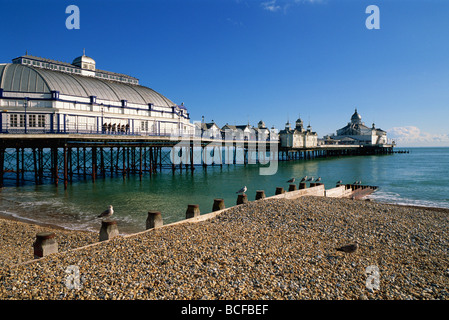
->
[186,204,200,219]
[255,190,266,200]
[33,232,58,258]
[299,182,307,189]
[288,184,297,192]
[275,187,285,195]
[99,220,119,241]
[237,194,248,205]
[146,211,163,229]
[212,198,225,212]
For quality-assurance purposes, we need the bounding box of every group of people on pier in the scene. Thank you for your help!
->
[102,123,130,134]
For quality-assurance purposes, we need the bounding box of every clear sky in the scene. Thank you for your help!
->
[1,0,448,147]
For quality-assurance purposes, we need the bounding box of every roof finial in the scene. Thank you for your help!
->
[25,49,28,55]
[83,48,86,56]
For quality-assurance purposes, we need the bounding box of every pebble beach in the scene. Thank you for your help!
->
[1,196,448,300]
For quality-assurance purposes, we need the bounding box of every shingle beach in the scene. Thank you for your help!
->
[1,196,448,300]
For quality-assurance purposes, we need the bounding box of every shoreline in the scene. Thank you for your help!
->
[1,195,448,300]
[1,197,448,235]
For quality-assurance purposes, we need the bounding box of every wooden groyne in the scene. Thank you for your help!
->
[15,181,378,266]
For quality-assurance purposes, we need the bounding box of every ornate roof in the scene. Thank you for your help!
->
[0,63,175,107]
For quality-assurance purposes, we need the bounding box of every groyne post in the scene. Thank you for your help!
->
[99,220,119,241]
[33,232,58,259]
[212,199,225,212]
[146,211,163,229]
[186,204,200,219]
[275,187,285,195]
[289,184,297,192]
[255,190,266,200]
[237,194,248,205]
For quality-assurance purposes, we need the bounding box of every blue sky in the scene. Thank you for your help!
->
[1,0,449,146]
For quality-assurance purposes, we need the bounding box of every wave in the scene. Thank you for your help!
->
[368,191,449,209]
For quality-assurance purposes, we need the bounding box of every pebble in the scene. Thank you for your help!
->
[0,196,448,300]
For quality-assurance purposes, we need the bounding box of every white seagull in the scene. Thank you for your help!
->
[315,177,321,182]
[287,178,295,183]
[98,205,114,218]
[236,186,247,194]
[300,176,308,182]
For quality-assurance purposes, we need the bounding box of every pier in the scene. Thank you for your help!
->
[0,133,394,188]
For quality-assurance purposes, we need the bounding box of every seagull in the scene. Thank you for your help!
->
[315,177,321,182]
[336,242,359,254]
[307,176,314,182]
[236,186,247,194]
[98,205,114,218]
[336,180,343,184]
[300,176,308,182]
[287,178,295,183]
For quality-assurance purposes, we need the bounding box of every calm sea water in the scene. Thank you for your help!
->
[0,147,448,234]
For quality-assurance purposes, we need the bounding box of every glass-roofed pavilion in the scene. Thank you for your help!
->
[0,53,194,136]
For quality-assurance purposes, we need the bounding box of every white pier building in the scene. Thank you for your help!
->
[0,53,194,136]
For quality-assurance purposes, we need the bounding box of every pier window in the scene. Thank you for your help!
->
[10,114,18,127]
[29,114,37,127]
[9,114,25,127]
[38,115,45,127]
[141,120,149,132]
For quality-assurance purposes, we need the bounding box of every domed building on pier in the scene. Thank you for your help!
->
[0,52,194,135]
[327,109,387,145]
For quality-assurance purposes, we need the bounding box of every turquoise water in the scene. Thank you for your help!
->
[0,147,448,233]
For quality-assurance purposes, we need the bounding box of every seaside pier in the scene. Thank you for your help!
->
[0,53,395,188]
[0,133,394,188]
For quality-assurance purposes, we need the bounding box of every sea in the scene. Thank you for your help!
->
[0,147,448,234]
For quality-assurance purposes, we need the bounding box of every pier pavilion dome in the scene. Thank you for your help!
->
[351,108,362,125]
[0,62,175,107]
[0,53,194,136]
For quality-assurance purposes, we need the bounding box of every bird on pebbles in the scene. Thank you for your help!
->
[98,205,114,218]
[336,242,359,254]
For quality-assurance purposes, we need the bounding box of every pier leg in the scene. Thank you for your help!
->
[33,148,38,185]
[0,148,4,188]
[92,147,97,183]
[63,145,68,190]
